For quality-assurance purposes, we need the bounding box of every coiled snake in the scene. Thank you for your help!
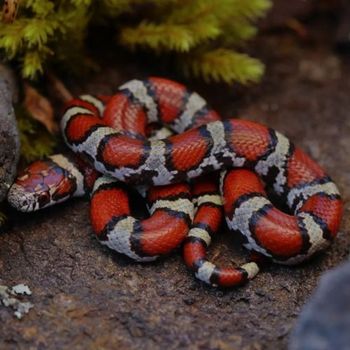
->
[8,77,343,288]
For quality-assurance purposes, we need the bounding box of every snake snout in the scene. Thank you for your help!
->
[7,183,35,212]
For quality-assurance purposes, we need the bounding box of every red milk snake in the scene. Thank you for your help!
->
[8,77,343,288]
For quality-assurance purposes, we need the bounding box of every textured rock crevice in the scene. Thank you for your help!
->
[0,64,20,202]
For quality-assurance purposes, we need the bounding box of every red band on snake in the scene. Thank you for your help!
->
[8,77,343,288]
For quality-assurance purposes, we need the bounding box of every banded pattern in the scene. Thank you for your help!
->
[91,177,194,261]
[87,80,221,262]
[183,175,259,287]
[8,77,343,288]
[9,78,225,265]
[87,81,261,277]
[61,78,342,267]
[221,169,342,265]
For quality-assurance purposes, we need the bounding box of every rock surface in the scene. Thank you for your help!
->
[1,6,350,350]
[289,261,350,350]
[0,64,19,203]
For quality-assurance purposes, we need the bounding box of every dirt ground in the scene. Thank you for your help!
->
[1,9,350,350]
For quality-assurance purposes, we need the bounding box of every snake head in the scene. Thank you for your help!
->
[8,157,78,212]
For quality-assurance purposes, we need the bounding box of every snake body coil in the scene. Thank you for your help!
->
[8,77,343,288]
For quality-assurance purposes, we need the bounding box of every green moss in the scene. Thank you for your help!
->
[0,0,271,84]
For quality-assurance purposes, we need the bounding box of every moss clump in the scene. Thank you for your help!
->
[0,0,271,84]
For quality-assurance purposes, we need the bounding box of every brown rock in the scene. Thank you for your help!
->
[0,64,20,202]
